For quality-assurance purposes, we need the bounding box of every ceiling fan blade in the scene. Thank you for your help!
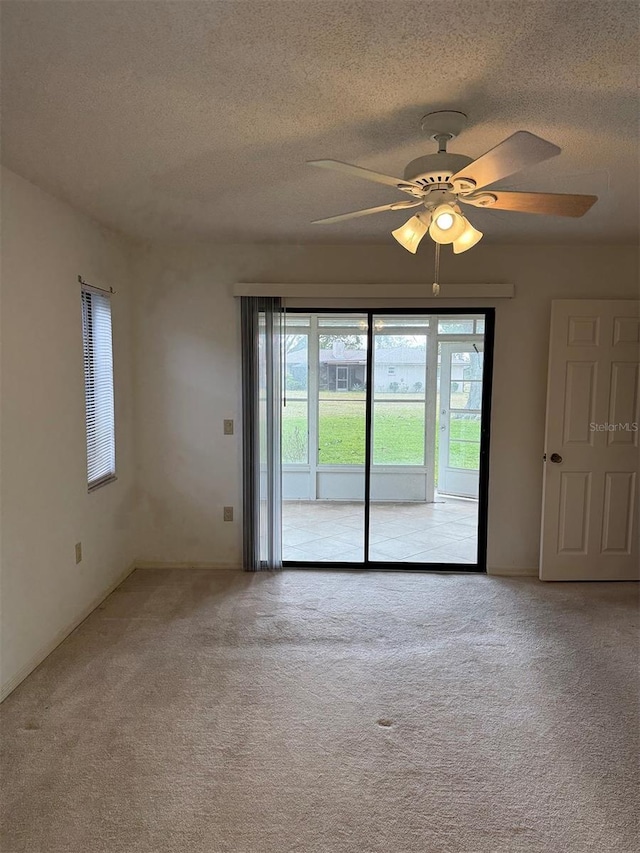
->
[462,190,597,217]
[308,159,421,193]
[451,131,561,190]
[312,200,422,225]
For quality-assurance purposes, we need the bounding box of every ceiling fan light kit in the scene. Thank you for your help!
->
[308,109,598,271]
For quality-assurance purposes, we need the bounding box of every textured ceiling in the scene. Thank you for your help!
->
[1,0,638,243]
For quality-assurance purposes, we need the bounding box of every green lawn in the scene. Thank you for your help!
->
[282,394,480,469]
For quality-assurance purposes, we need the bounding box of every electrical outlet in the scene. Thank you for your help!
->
[75,542,82,564]
[223,419,234,435]
[223,506,234,522]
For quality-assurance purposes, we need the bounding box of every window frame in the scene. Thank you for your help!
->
[81,286,117,492]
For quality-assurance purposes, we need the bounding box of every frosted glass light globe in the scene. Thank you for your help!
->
[429,205,466,244]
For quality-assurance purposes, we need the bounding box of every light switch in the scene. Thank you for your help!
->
[75,542,82,564]
[223,419,234,435]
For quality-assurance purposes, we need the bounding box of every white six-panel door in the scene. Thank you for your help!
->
[540,300,640,581]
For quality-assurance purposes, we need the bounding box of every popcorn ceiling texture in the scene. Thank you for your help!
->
[1,0,638,243]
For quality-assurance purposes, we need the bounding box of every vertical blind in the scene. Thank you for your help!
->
[81,288,116,489]
[241,296,283,570]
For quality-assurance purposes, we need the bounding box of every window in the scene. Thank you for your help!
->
[81,288,115,490]
[282,330,309,464]
[438,318,476,334]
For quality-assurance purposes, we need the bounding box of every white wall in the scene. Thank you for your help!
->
[1,168,136,697]
[131,242,639,573]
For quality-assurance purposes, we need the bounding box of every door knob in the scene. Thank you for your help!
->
[550,453,563,463]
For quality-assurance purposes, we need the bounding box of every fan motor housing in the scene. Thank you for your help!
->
[404,152,473,186]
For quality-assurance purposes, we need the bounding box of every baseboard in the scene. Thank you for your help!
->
[487,566,539,577]
[138,561,537,576]
[1,560,137,702]
[134,561,243,571]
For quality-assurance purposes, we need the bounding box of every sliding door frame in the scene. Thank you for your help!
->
[283,307,495,573]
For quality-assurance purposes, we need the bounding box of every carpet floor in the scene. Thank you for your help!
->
[1,569,638,853]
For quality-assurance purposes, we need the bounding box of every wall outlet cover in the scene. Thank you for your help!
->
[223,506,234,522]
[75,542,82,564]
[223,419,234,435]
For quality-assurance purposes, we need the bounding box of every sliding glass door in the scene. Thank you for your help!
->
[281,315,368,562]
[281,309,493,571]
[368,315,434,561]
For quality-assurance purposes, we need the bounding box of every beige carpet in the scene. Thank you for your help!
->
[1,569,638,853]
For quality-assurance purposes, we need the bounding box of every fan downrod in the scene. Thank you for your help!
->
[420,110,468,149]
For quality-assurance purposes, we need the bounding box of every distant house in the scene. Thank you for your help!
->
[286,342,473,393]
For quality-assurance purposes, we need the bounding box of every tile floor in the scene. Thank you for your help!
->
[282,495,479,564]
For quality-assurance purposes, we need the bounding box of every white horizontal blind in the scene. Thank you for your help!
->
[81,288,115,489]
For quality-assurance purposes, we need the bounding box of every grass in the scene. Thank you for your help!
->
[282,393,480,469]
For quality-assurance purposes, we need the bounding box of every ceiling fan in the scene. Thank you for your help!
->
[308,111,597,254]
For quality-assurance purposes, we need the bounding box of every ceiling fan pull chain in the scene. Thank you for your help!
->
[433,243,441,296]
